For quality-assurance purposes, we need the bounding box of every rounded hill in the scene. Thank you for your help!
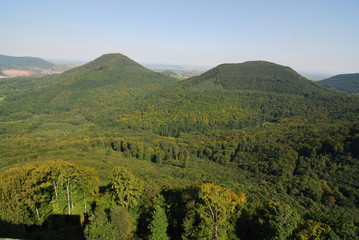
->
[185,61,324,95]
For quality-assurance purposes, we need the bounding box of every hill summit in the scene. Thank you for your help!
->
[66,53,152,75]
[60,53,175,90]
[185,61,322,95]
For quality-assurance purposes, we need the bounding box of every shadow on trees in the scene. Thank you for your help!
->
[0,214,85,240]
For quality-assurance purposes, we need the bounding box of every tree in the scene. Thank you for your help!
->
[85,206,135,240]
[255,201,299,240]
[109,166,144,208]
[0,164,50,225]
[46,160,99,216]
[183,183,246,239]
[294,220,340,240]
[84,208,116,240]
[149,197,169,240]
[111,206,135,240]
[0,160,99,225]
[182,149,190,168]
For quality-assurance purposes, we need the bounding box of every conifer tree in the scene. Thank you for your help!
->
[149,201,169,240]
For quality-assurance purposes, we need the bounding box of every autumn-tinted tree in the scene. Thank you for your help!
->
[183,183,246,239]
[109,166,144,208]
[294,220,340,240]
[110,206,135,240]
[0,160,99,225]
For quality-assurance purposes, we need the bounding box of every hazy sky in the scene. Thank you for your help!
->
[1,0,358,73]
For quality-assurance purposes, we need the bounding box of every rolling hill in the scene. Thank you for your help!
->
[183,61,319,94]
[0,53,358,239]
[317,73,359,94]
[180,60,342,99]
[0,54,54,70]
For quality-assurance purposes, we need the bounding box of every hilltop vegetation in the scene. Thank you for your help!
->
[0,54,358,239]
[318,73,359,94]
[184,61,318,94]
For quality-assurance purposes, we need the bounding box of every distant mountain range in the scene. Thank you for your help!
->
[317,73,359,94]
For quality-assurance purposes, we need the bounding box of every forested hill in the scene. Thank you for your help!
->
[0,54,54,70]
[60,53,177,88]
[317,73,359,94]
[119,60,358,136]
[183,61,325,95]
[0,53,178,115]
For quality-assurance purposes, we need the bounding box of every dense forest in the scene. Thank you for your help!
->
[317,73,359,95]
[0,53,358,239]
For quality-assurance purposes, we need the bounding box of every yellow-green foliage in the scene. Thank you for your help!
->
[0,160,99,225]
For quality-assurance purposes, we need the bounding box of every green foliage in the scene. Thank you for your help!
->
[185,61,325,95]
[110,206,135,240]
[0,160,99,225]
[254,201,299,240]
[85,206,135,240]
[182,183,246,240]
[149,197,169,240]
[294,220,340,240]
[84,208,116,240]
[317,73,359,94]
[109,166,144,208]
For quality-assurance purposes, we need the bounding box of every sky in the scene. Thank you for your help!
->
[1,0,358,74]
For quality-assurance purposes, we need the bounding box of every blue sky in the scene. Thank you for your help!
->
[1,0,358,73]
